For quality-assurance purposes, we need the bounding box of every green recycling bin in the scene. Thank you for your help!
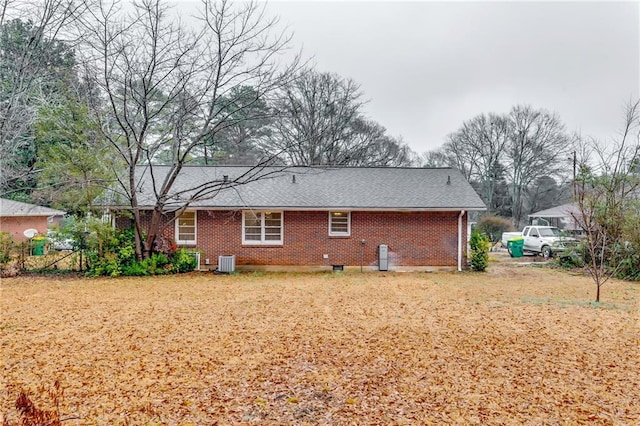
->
[32,238,47,256]
[507,237,524,258]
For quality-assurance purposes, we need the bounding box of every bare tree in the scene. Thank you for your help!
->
[444,113,510,212]
[78,0,300,259]
[525,175,570,215]
[438,132,479,181]
[426,105,574,222]
[265,70,413,166]
[266,70,361,165]
[506,105,572,227]
[572,100,640,302]
[0,0,85,196]
[418,149,452,168]
[347,120,413,166]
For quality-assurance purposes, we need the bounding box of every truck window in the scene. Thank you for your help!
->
[539,228,561,237]
[523,227,529,235]
[530,229,539,237]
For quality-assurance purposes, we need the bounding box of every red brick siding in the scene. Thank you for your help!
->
[127,210,467,267]
[117,210,468,267]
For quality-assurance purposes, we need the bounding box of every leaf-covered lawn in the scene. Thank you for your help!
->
[1,260,638,425]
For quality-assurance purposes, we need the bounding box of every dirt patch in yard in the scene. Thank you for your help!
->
[1,258,638,425]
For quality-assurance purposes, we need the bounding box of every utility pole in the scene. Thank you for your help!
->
[572,150,577,200]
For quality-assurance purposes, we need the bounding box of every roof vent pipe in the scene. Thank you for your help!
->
[292,175,296,184]
[447,175,451,185]
[223,175,228,182]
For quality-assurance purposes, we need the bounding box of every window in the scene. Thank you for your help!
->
[243,211,283,244]
[329,211,350,236]
[539,227,561,237]
[175,211,196,245]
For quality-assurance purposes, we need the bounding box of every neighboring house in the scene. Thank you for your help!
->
[107,166,486,271]
[0,198,66,242]
[528,203,582,233]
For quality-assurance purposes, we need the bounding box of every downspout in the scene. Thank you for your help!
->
[458,210,466,272]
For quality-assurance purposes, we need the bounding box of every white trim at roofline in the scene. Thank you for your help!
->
[121,206,486,212]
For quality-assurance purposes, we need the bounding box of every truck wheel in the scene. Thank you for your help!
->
[541,246,552,258]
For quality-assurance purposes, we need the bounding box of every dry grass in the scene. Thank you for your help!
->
[1,254,639,425]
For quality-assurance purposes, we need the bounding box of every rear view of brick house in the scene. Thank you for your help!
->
[107,166,486,271]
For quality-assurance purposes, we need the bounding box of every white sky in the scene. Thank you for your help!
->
[176,1,640,154]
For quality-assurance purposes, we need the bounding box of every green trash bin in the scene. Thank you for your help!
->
[32,238,47,256]
[507,237,524,258]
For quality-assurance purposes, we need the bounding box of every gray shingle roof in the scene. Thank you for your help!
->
[0,198,66,217]
[120,165,486,211]
[528,203,579,218]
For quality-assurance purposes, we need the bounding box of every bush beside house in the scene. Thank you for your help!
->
[85,227,197,277]
[469,230,490,271]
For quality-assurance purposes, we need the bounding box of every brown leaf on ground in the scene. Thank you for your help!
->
[1,255,638,425]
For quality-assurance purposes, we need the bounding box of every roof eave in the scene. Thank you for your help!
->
[108,205,487,212]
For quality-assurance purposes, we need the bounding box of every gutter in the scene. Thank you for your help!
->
[110,206,487,212]
[458,210,466,272]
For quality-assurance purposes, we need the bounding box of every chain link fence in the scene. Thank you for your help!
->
[1,239,88,277]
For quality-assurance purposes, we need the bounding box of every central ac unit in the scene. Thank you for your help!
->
[218,255,236,273]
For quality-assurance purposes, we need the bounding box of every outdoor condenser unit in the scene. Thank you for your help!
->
[218,255,236,273]
[378,244,389,271]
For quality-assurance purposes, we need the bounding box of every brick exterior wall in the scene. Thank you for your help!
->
[0,216,57,242]
[122,209,468,268]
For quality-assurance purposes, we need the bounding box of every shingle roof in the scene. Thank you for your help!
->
[528,203,579,218]
[117,165,486,211]
[0,198,66,217]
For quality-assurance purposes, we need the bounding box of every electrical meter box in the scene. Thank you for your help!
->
[378,244,389,271]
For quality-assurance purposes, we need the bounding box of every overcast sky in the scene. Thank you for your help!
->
[178,1,640,154]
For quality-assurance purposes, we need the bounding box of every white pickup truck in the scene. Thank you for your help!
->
[501,226,578,258]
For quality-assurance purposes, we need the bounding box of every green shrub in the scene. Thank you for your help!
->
[173,249,198,273]
[85,227,196,277]
[554,247,585,269]
[614,245,640,281]
[469,229,490,272]
[121,261,150,276]
[142,252,170,275]
[86,252,122,277]
[0,232,14,267]
[475,214,515,244]
[85,226,137,277]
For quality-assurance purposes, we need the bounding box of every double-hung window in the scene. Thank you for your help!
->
[243,211,283,244]
[329,211,350,236]
[175,211,196,245]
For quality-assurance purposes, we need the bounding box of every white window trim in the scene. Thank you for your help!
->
[242,210,284,245]
[175,210,197,245]
[329,211,351,236]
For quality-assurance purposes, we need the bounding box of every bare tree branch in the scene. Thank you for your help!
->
[571,99,640,302]
[264,69,413,167]
[0,0,87,194]
[79,0,301,258]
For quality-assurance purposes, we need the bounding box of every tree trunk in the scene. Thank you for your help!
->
[133,213,144,260]
[143,206,164,259]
